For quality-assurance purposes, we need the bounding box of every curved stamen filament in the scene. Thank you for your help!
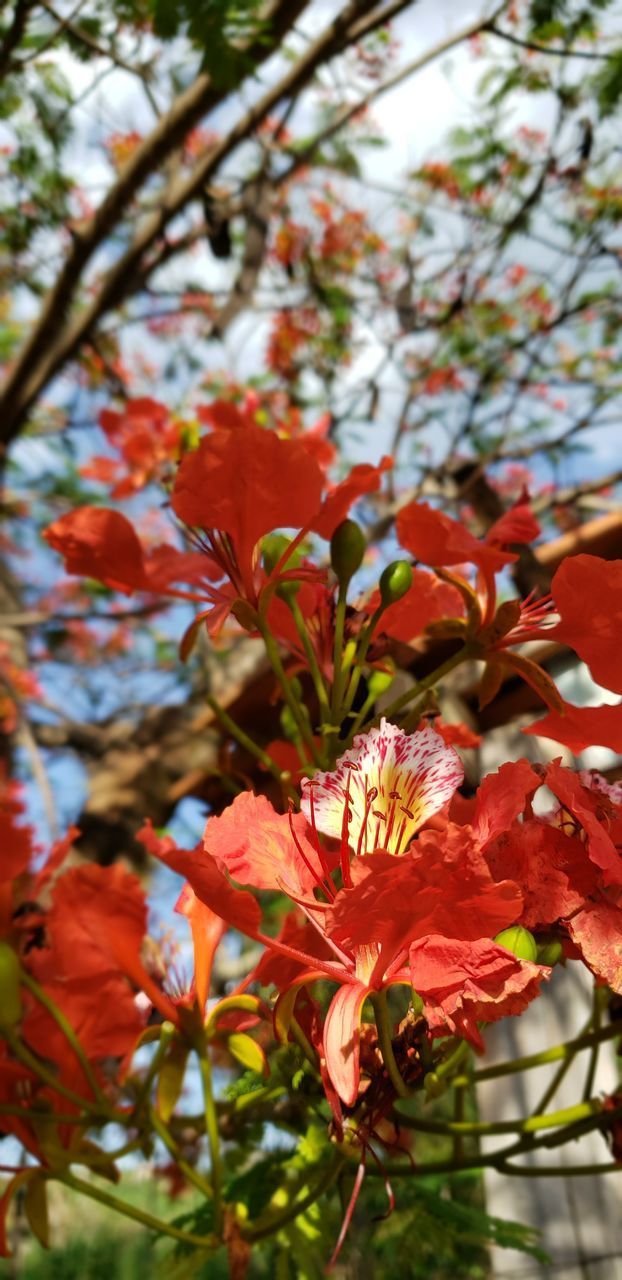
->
[356,786,378,857]
[307,784,335,889]
[287,807,335,902]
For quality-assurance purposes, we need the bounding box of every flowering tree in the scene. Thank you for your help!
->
[2,0,622,1274]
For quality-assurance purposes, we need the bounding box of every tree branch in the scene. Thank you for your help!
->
[0,0,312,446]
[487,22,616,61]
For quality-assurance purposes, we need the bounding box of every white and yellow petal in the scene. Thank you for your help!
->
[301,718,463,856]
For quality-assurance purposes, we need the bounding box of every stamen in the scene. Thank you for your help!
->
[356,786,378,858]
[393,816,408,856]
[287,806,335,901]
[307,784,335,893]
[340,773,354,887]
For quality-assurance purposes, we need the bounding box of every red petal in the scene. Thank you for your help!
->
[542,761,622,886]
[568,899,622,992]
[472,759,541,845]
[550,554,622,695]
[484,821,593,929]
[139,821,262,936]
[525,699,622,754]
[204,791,325,899]
[323,981,370,1106]
[409,935,547,1045]
[44,508,151,594]
[396,501,514,575]
[327,835,522,959]
[376,567,465,642]
[485,500,540,547]
[312,457,392,540]
[172,425,324,575]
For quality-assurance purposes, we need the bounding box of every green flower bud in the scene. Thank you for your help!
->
[262,533,291,577]
[280,705,302,743]
[0,943,22,1028]
[494,926,538,963]
[330,520,366,586]
[536,937,564,967]
[423,1070,445,1099]
[368,663,396,699]
[276,578,300,602]
[289,676,303,700]
[379,560,413,607]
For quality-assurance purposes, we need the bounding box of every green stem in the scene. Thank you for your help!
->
[206,694,297,798]
[582,985,604,1103]
[339,604,384,724]
[393,1098,604,1138]
[362,1153,622,1180]
[341,688,378,742]
[369,645,471,729]
[258,620,322,765]
[460,1019,622,1085]
[289,596,332,733]
[20,972,108,1106]
[229,1085,288,1115]
[435,1039,471,1082]
[288,1015,320,1070]
[2,1028,110,1115]
[198,1048,224,1237]
[244,1155,345,1242]
[453,1083,466,1162]
[130,1031,174,1118]
[0,1103,87,1124]
[531,1009,593,1116]
[150,1108,215,1201]
[58,1169,217,1249]
[372,992,410,1099]
[330,586,348,722]
[500,1161,622,1179]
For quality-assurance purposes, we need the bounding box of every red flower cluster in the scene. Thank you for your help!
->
[46,417,391,639]
[147,721,622,1124]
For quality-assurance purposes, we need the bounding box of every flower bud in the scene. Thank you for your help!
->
[280,705,302,743]
[0,943,22,1028]
[379,560,412,607]
[536,937,564,967]
[330,520,366,586]
[423,1070,445,1099]
[276,578,300,602]
[368,663,395,699]
[262,533,291,577]
[494,926,538,963]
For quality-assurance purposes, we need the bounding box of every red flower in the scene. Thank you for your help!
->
[46,429,391,638]
[148,723,541,1108]
[82,398,182,497]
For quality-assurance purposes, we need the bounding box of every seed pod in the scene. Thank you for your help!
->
[494,925,538,963]
[0,943,22,1028]
[330,520,366,586]
[379,560,413,606]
